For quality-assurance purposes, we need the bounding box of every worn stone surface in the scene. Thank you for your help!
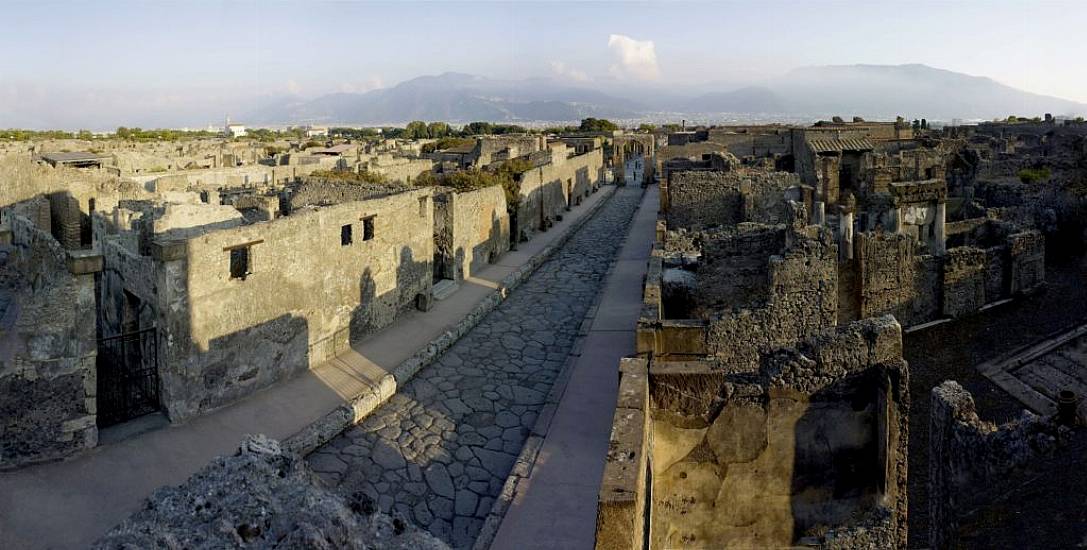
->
[93,435,450,550]
[309,187,642,548]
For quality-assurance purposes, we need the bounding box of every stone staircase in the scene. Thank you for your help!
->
[432,279,459,301]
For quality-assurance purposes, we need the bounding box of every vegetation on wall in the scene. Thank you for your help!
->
[1018,166,1052,184]
[309,169,388,185]
[414,157,532,214]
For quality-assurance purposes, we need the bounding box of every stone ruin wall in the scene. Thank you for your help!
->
[0,214,98,468]
[703,227,839,368]
[154,188,434,421]
[928,381,1063,549]
[432,185,510,283]
[666,170,799,230]
[515,148,602,242]
[847,226,1045,327]
[598,316,910,550]
[366,156,434,185]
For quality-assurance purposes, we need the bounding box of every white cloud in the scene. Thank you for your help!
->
[549,61,589,82]
[607,34,660,81]
[285,79,303,95]
[338,76,385,94]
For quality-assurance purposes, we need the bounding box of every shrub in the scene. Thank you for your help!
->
[1018,166,1052,184]
[309,169,388,185]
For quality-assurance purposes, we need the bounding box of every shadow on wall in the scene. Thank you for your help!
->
[158,243,429,423]
[349,246,430,342]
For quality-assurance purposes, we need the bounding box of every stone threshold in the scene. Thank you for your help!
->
[283,186,619,456]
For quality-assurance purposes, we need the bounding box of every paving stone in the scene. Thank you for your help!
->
[308,452,347,475]
[455,489,479,516]
[371,445,407,470]
[424,463,455,498]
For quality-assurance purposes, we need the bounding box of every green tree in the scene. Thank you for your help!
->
[637,123,657,133]
[426,122,451,139]
[461,122,494,136]
[404,120,429,139]
[578,118,619,133]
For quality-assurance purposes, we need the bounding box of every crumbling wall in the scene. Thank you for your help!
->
[1008,230,1045,294]
[601,316,909,550]
[855,232,941,326]
[155,188,433,421]
[704,228,838,367]
[0,215,98,468]
[928,381,1062,549]
[690,224,784,314]
[942,247,987,317]
[94,435,450,550]
[666,170,798,230]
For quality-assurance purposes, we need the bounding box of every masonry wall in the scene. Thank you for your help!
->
[666,170,798,230]
[515,148,602,241]
[154,188,434,421]
[928,381,1060,549]
[854,233,942,327]
[704,229,839,367]
[433,186,510,282]
[0,215,98,468]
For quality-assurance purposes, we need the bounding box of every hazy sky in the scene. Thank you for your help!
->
[2,0,1085,128]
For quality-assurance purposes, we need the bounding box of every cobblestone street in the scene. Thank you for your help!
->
[307,186,644,548]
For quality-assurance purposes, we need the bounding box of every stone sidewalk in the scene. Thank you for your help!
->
[0,186,615,550]
[306,185,648,549]
[488,184,658,549]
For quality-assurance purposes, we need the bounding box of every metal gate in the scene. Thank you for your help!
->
[96,327,160,427]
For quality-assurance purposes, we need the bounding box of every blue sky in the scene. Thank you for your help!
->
[1,0,1084,127]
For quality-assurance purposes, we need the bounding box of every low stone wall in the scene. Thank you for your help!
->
[0,215,99,469]
[928,381,1063,549]
[94,435,450,550]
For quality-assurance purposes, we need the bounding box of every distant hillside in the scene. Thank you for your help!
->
[247,72,642,125]
[248,65,1087,125]
[760,64,1087,120]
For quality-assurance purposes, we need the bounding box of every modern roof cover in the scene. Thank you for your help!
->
[807,137,875,154]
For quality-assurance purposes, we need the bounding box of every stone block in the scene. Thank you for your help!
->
[151,239,187,262]
[66,250,103,275]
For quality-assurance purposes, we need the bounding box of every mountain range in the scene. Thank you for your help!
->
[247,64,1087,126]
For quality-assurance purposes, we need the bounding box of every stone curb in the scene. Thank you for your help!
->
[283,185,619,457]
[472,185,648,550]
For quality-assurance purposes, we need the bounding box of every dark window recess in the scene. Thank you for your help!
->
[418,196,427,217]
[363,216,375,241]
[341,224,353,246]
[230,247,250,279]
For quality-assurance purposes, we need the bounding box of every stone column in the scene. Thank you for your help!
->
[839,209,854,261]
[812,201,825,226]
[934,201,947,255]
